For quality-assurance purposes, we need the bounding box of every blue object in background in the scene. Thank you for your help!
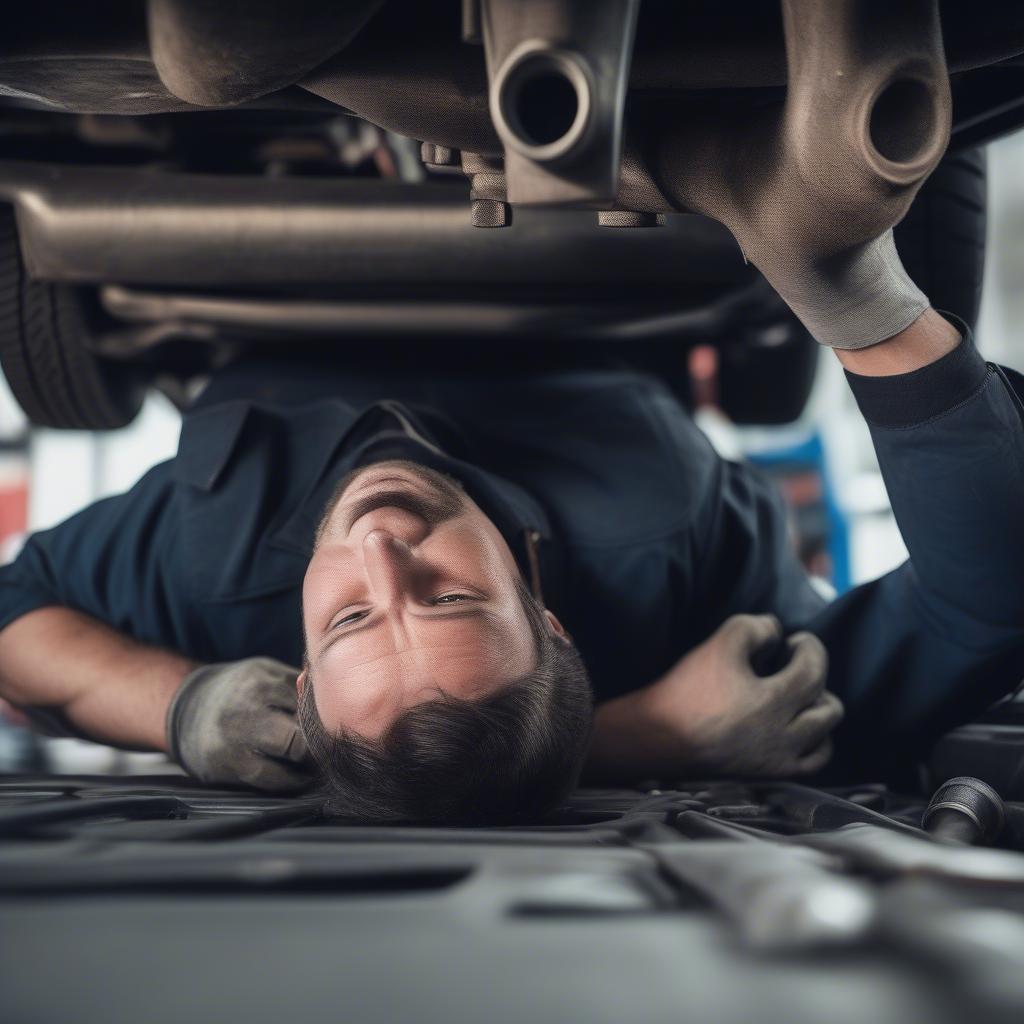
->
[748,430,851,594]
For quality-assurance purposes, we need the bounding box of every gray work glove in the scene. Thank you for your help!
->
[167,657,313,792]
[756,229,928,352]
[641,615,844,777]
[643,118,932,349]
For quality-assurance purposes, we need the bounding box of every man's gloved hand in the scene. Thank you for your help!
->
[626,4,951,349]
[166,657,314,792]
[641,614,844,777]
[642,114,934,350]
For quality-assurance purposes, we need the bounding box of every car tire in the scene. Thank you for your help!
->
[894,147,987,331]
[717,320,819,426]
[0,206,146,430]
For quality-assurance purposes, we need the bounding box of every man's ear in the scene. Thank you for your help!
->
[543,610,570,642]
[296,668,307,696]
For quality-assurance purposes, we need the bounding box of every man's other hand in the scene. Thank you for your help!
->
[587,615,843,782]
[167,657,314,792]
[646,615,842,776]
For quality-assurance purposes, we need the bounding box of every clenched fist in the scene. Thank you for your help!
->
[587,615,843,781]
[166,657,314,792]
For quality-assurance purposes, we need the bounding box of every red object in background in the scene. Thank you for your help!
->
[688,344,720,409]
[778,471,823,507]
[0,457,29,556]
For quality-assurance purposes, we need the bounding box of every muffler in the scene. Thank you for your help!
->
[481,0,641,205]
[148,0,384,107]
[633,0,951,258]
[781,0,951,201]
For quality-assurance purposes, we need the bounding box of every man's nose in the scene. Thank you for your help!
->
[362,529,415,603]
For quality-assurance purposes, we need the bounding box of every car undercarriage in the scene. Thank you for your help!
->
[0,0,1018,428]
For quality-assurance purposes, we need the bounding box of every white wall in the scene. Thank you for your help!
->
[978,134,1024,365]
[28,391,182,533]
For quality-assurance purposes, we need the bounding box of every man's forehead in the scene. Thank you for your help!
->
[319,607,533,681]
[312,635,531,737]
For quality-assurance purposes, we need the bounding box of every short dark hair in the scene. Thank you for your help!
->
[298,578,593,825]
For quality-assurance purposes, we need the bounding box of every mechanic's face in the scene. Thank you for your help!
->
[300,461,551,738]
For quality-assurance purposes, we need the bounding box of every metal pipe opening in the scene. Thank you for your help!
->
[494,47,592,162]
[868,76,938,166]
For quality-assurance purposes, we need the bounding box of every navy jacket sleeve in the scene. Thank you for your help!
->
[804,330,1024,781]
[691,327,1024,783]
[0,461,185,648]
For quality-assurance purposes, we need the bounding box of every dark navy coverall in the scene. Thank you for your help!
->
[2,327,1022,783]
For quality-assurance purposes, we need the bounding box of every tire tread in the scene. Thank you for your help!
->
[0,206,143,429]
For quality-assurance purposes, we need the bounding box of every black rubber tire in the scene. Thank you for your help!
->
[0,206,145,430]
[717,322,819,426]
[894,147,987,331]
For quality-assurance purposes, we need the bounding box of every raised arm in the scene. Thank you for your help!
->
[806,312,1024,780]
[834,306,960,377]
[630,51,1024,779]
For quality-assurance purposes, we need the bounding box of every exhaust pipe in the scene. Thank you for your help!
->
[781,0,951,198]
[0,162,747,289]
[492,44,594,165]
[481,0,640,205]
[148,0,384,107]
[638,0,951,261]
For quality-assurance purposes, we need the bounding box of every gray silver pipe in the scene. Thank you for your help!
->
[481,0,641,205]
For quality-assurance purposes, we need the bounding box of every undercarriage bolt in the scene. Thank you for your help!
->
[471,198,512,228]
[598,211,663,228]
[420,143,459,170]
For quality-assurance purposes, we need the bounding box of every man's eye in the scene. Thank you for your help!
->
[431,593,474,605]
[333,609,368,628]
